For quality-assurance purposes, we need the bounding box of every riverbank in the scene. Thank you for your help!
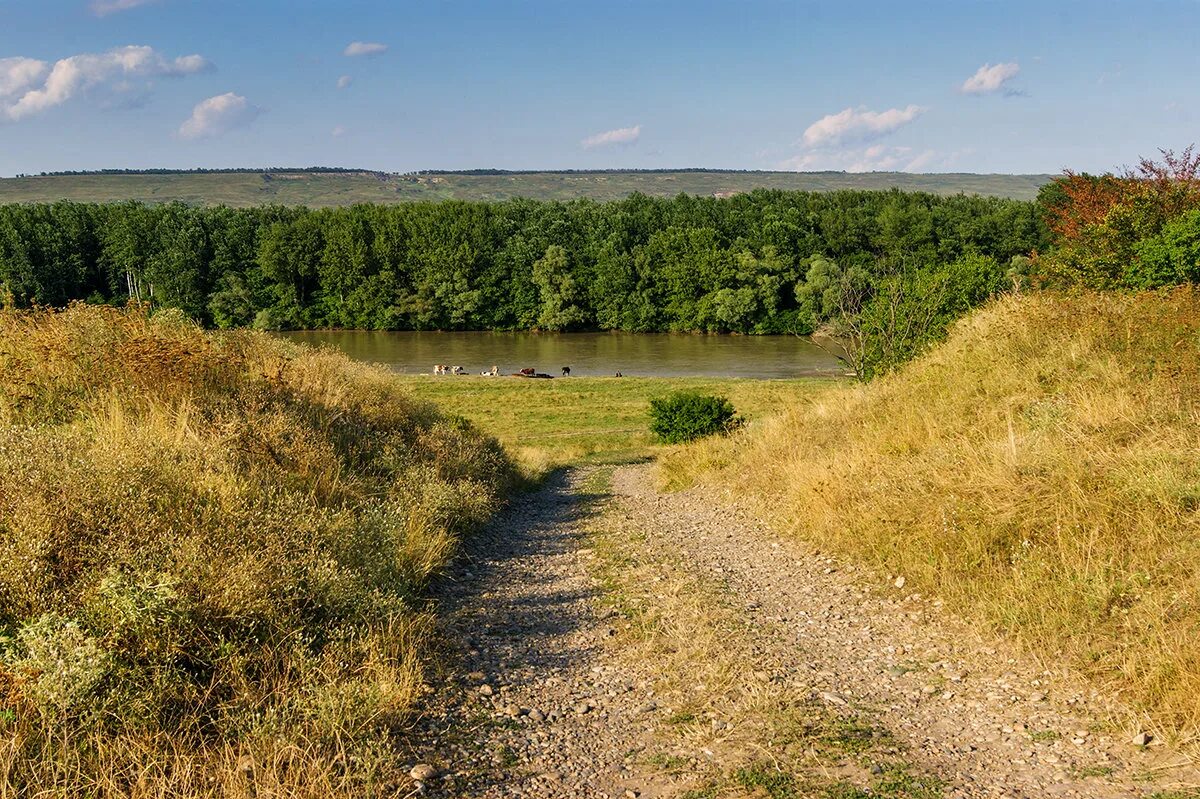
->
[401,374,835,474]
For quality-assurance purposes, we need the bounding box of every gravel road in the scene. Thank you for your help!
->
[407,464,1198,798]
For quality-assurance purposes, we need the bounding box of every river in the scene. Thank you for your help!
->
[278,331,841,379]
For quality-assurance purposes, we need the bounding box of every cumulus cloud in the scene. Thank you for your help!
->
[781,144,937,173]
[801,105,924,148]
[0,57,48,100]
[581,124,641,149]
[960,62,1020,95]
[331,125,347,137]
[91,0,160,15]
[344,42,388,57]
[178,92,259,140]
[337,74,353,90]
[1,45,211,121]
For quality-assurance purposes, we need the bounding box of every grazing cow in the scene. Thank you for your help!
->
[614,371,623,377]
[451,365,466,375]
[433,364,447,375]
[481,365,499,376]
[561,366,571,377]
[519,367,536,376]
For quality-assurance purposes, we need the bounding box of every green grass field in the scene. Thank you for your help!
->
[0,169,1053,207]
[401,374,834,474]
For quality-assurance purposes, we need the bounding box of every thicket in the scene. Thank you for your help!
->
[0,304,514,795]
[1036,146,1200,288]
[0,190,1043,337]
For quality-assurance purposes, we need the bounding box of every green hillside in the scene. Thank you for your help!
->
[0,169,1053,207]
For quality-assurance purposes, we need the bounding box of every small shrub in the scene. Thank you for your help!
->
[649,391,740,444]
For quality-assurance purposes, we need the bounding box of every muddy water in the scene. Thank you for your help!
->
[278,330,841,379]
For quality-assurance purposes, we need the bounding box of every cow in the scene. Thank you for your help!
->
[451,366,466,375]
[433,364,448,375]
[481,365,499,376]
[562,366,571,377]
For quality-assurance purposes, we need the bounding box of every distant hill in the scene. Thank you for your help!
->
[0,168,1054,207]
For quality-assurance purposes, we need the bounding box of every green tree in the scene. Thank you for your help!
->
[532,245,587,330]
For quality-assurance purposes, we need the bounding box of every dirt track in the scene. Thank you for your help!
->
[408,465,1197,798]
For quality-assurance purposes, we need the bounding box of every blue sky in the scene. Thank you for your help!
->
[0,0,1195,176]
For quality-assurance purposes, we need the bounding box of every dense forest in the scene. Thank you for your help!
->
[0,189,1044,335]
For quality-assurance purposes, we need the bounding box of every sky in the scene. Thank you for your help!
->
[0,0,1196,176]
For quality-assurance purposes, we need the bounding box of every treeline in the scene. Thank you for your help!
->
[0,190,1043,335]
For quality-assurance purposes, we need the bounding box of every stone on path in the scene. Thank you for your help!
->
[410,763,437,782]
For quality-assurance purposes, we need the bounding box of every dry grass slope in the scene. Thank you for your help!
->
[0,305,515,797]
[662,288,1200,739]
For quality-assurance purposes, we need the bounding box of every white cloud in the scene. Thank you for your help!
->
[91,0,160,16]
[337,74,353,90]
[1,45,211,121]
[960,62,1020,95]
[581,124,641,149]
[780,145,937,173]
[0,57,48,100]
[344,42,388,57]
[332,125,347,137]
[801,105,924,148]
[178,92,259,140]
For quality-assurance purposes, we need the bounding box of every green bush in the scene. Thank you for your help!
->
[649,391,741,443]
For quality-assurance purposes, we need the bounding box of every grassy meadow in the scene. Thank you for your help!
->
[0,305,514,797]
[662,288,1200,738]
[0,169,1053,207]
[401,374,835,474]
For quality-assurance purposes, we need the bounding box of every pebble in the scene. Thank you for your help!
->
[409,763,437,782]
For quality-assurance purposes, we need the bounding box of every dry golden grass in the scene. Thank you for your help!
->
[0,304,515,797]
[661,288,1200,739]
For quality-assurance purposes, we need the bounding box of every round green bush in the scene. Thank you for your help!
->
[649,391,741,444]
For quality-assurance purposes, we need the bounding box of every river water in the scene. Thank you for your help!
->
[278,330,841,379]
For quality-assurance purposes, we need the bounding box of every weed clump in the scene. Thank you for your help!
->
[649,391,741,444]
[0,304,515,795]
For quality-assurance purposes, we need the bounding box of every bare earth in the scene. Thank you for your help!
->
[408,465,1198,798]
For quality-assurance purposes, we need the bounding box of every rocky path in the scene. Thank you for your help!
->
[408,465,1198,798]
[409,469,673,798]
